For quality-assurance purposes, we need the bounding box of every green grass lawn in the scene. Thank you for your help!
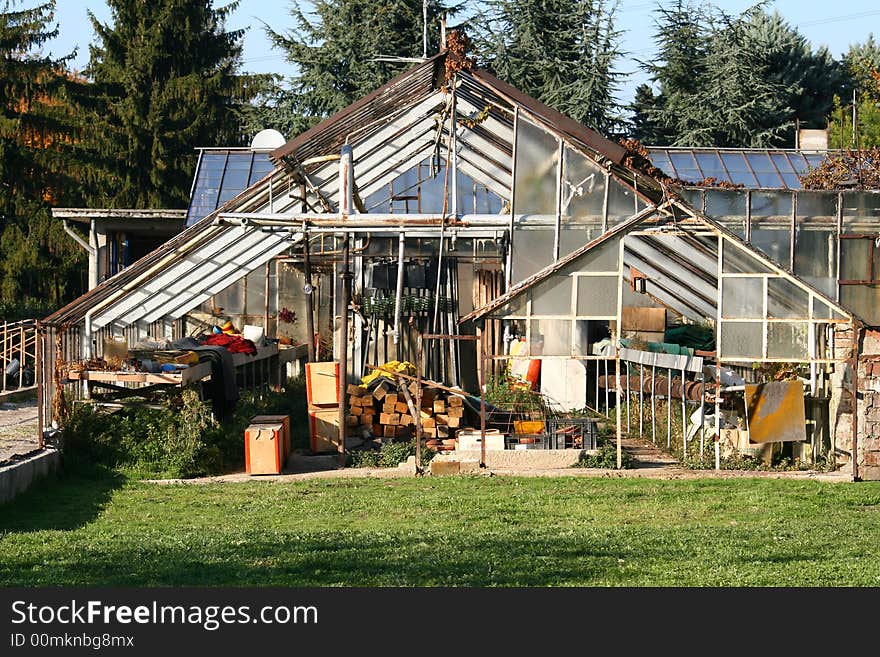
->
[2,472,880,586]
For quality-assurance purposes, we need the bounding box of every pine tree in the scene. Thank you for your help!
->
[744,11,845,137]
[85,0,249,208]
[0,1,87,311]
[633,2,800,147]
[264,0,451,139]
[475,0,624,135]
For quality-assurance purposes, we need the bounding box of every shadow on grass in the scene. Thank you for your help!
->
[0,463,123,533]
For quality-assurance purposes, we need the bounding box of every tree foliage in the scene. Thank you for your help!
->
[475,0,624,135]
[0,0,86,310]
[828,35,880,149]
[84,0,250,208]
[631,2,845,147]
[263,0,451,139]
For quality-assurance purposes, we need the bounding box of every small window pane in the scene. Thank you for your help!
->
[705,189,746,238]
[530,319,571,356]
[842,192,880,234]
[720,321,763,359]
[767,277,809,319]
[512,228,555,282]
[750,191,792,269]
[531,275,572,315]
[722,277,763,318]
[576,276,617,316]
[720,153,758,186]
[694,153,728,181]
[669,152,701,181]
[840,239,871,281]
[514,119,559,216]
[722,240,772,274]
[607,176,638,226]
[767,322,809,359]
[840,285,880,326]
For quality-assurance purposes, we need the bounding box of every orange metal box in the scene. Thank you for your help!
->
[251,415,290,466]
[245,423,284,475]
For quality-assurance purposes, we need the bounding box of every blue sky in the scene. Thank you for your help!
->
[47,0,880,106]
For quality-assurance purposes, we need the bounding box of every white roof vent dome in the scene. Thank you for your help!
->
[250,128,286,151]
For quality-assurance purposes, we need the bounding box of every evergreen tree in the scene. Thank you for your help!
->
[85,0,248,208]
[475,0,624,135]
[630,0,707,145]
[744,11,845,137]
[0,1,87,311]
[633,3,812,147]
[829,36,880,148]
[265,0,451,139]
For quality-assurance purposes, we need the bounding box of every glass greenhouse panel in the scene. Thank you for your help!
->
[840,239,871,281]
[576,275,617,316]
[531,275,572,315]
[767,277,809,319]
[722,240,772,274]
[513,118,559,216]
[840,284,880,326]
[794,216,837,298]
[750,191,792,268]
[720,321,763,359]
[512,228,555,281]
[721,277,763,318]
[842,192,880,234]
[561,147,605,222]
[607,176,638,227]
[705,189,746,238]
[767,322,809,359]
[530,319,571,356]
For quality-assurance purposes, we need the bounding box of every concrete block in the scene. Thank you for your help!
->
[0,449,60,505]
[430,459,460,476]
[458,459,481,474]
[859,465,880,481]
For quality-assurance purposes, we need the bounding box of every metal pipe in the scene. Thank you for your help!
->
[303,232,316,362]
[337,145,354,468]
[480,329,487,468]
[36,321,43,450]
[393,233,405,347]
[416,334,423,471]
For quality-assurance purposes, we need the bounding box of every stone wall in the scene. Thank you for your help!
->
[832,326,880,481]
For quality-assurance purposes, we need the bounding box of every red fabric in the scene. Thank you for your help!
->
[202,333,258,355]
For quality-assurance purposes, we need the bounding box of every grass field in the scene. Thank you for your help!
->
[2,471,880,586]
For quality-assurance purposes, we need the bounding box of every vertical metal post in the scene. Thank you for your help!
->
[263,261,271,336]
[416,334,423,470]
[638,361,644,439]
[393,232,405,351]
[667,367,672,449]
[699,378,706,458]
[681,365,687,454]
[651,357,656,445]
[714,387,722,471]
[35,322,43,450]
[303,230,316,363]
[480,331,487,468]
[625,362,631,435]
[337,145,354,468]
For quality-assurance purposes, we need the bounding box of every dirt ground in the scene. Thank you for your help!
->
[148,436,850,485]
[0,398,40,465]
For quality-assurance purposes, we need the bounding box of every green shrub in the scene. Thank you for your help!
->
[350,440,436,468]
[573,441,633,469]
[60,376,312,480]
